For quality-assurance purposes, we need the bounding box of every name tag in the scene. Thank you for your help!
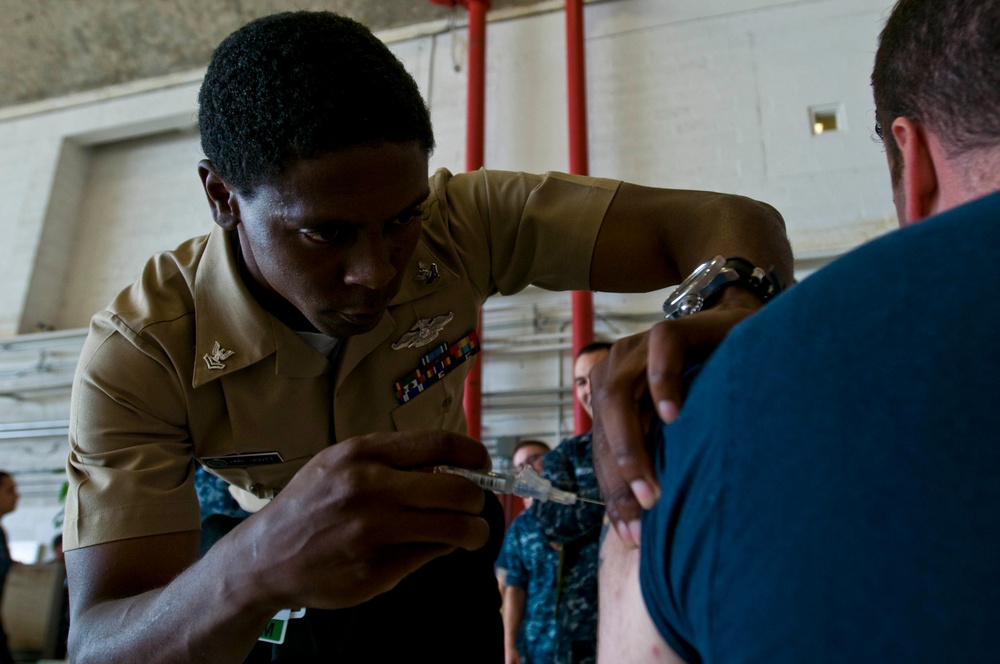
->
[201,452,284,469]
[259,608,306,645]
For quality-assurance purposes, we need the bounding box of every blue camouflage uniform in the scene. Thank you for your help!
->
[194,466,251,556]
[531,431,604,664]
[194,465,250,521]
[500,509,560,664]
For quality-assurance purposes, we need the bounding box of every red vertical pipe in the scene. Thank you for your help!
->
[567,0,595,434]
[465,0,489,172]
[566,0,589,176]
[571,293,594,434]
[462,0,489,441]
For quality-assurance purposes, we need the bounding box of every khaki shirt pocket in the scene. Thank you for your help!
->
[390,368,466,433]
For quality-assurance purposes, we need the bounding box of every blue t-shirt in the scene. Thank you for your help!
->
[640,190,1000,663]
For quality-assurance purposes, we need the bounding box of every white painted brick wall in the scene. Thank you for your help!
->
[57,127,208,328]
[0,0,898,336]
[0,81,202,336]
[19,141,89,332]
[0,128,63,335]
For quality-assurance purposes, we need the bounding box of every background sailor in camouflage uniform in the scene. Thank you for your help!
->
[499,441,556,664]
[531,342,611,664]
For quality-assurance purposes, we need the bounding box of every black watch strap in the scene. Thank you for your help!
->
[662,255,785,319]
[721,256,783,304]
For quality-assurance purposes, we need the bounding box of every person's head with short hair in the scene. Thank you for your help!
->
[872,0,1000,224]
[197,11,436,339]
[574,342,613,419]
[512,440,550,474]
[198,10,434,195]
[0,471,18,518]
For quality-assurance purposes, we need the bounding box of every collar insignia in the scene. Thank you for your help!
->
[416,261,440,285]
[203,341,235,370]
[391,312,455,350]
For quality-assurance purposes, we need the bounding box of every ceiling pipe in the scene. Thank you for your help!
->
[429,0,490,441]
[566,0,595,434]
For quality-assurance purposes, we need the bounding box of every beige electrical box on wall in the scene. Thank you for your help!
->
[1,562,67,660]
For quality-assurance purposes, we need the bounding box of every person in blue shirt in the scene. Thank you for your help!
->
[498,440,553,664]
[592,1,1000,662]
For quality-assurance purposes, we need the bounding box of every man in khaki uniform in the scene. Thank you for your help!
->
[63,10,793,664]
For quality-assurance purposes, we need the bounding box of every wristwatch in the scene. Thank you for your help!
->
[662,255,782,319]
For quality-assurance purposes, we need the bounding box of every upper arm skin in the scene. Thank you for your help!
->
[64,531,261,663]
[502,584,528,652]
[67,531,199,614]
[590,182,792,293]
[597,524,684,664]
[502,584,527,625]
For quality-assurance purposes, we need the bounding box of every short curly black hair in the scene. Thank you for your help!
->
[198,11,435,193]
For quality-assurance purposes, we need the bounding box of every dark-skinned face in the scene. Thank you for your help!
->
[203,141,429,337]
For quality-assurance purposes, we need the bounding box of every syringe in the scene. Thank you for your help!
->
[435,465,604,506]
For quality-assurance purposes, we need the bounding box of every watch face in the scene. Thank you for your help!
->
[662,255,727,319]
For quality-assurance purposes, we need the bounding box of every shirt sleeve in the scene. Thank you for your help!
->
[639,358,731,664]
[425,168,621,301]
[500,518,529,590]
[64,316,201,550]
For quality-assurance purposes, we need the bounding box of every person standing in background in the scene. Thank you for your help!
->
[531,342,611,664]
[0,471,20,664]
[495,440,550,590]
[497,440,555,664]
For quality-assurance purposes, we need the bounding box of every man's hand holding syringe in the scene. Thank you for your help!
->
[435,465,605,506]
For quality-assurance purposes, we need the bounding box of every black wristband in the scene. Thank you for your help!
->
[662,255,785,319]
[721,256,783,304]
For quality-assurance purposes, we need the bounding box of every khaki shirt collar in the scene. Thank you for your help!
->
[190,227,456,389]
[191,226,329,387]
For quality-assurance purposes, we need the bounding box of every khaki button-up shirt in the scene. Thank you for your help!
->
[64,168,619,550]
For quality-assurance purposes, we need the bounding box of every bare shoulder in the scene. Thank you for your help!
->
[597,524,684,664]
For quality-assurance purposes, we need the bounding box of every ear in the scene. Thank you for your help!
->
[890,118,939,225]
[198,159,241,231]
